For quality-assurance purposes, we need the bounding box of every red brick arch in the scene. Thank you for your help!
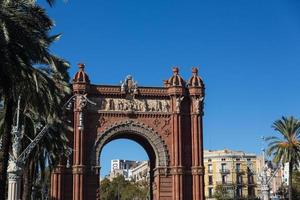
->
[94,120,170,168]
[50,66,205,200]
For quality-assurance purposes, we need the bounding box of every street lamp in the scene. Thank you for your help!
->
[7,97,49,200]
[7,93,95,200]
[254,136,282,200]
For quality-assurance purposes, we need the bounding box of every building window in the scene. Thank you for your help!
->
[221,158,226,161]
[208,188,213,198]
[236,163,241,172]
[208,159,212,162]
[221,163,227,172]
[208,164,212,173]
[237,175,242,184]
[247,166,252,174]
[248,186,254,196]
[248,175,254,184]
[222,175,227,184]
[208,176,213,185]
[237,187,242,197]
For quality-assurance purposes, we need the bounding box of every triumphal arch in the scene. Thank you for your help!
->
[50,64,205,200]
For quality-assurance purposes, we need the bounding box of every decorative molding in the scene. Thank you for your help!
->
[93,120,170,168]
[90,97,171,113]
[98,117,107,127]
[163,129,171,137]
[97,112,171,119]
[161,118,170,130]
[153,119,161,127]
[89,85,169,97]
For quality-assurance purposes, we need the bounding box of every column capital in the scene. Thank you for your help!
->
[170,166,185,175]
[72,165,86,174]
[53,165,65,174]
[154,167,169,176]
[191,166,205,175]
[7,171,21,181]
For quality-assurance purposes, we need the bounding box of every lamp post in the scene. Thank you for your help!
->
[259,148,270,200]
[7,97,49,200]
[255,137,281,200]
[7,93,95,200]
[7,96,23,200]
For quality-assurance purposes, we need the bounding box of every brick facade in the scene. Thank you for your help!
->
[50,65,205,200]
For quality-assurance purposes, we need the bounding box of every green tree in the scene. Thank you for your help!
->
[213,184,234,200]
[100,175,149,200]
[266,116,300,200]
[292,170,300,200]
[0,0,70,199]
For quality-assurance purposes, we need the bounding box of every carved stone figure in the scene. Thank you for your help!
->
[109,99,115,110]
[99,98,171,113]
[175,96,184,112]
[120,75,138,95]
[193,97,204,114]
[105,99,110,111]
[162,100,170,112]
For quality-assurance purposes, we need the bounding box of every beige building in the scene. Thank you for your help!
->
[107,159,150,182]
[130,161,150,183]
[204,149,258,199]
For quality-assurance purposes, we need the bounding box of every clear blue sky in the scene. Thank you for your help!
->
[41,0,300,176]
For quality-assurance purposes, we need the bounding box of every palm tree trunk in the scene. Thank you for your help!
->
[22,159,35,200]
[0,94,13,200]
[22,163,30,200]
[29,159,35,200]
[288,161,293,200]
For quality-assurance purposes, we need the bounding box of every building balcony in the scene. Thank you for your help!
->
[216,181,233,186]
[247,182,256,186]
[236,181,244,186]
[219,169,230,174]
[235,169,245,174]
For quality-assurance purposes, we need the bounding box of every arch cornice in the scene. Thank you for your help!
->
[93,120,170,168]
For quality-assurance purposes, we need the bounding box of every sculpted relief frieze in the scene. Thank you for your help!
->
[89,97,171,113]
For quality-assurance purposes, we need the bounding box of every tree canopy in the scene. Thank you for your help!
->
[266,116,300,200]
[100,175,149,200]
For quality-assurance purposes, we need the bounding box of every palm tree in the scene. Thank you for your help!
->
[21,116,69,199]
[266,116,300,200]
[0,0,70,198]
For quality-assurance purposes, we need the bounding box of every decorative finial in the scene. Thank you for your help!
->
[78,63,85,71]
[172,67,179,75]
[192,67,198,75]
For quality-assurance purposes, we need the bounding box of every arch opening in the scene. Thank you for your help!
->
[94,121,169,168]
[99,138,152,200]
[98,133,157,174]
[94,121,170,200]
